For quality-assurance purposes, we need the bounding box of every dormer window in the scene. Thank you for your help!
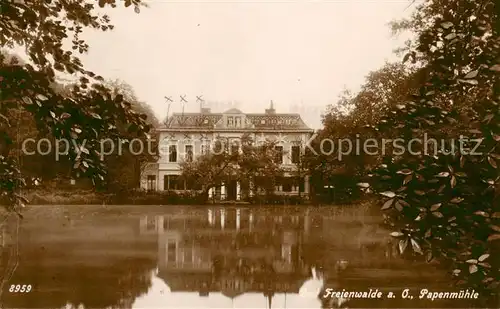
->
[223,109,245,128]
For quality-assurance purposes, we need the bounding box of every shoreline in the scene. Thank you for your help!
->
[20,188,354,206]
[16,202,383,223]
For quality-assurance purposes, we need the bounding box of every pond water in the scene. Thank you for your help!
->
[0,205,487,308]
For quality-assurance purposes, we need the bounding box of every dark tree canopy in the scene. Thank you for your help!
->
[318,0,499,298]
[180,134,286,201]
[0,0,152,213]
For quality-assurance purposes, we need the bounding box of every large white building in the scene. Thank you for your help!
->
[141,102,314,200]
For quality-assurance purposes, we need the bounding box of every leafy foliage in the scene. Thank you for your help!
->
[180,134,285,201]
[306,63,420,202]
[0,0,150,214]
[364,0,500,299]
[101,79,159,191]
[317,0,499,299]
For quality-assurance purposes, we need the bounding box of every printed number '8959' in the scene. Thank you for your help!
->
[9,284,32,293]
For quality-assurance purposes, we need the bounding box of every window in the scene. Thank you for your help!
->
[274,146,283,164]
[168,145,177,162]
[275,177,283,192]
[213,140,223,153]
[147,175,156,191]
[227,116,234,127]
[165,175,184,190]
[231,143,239,155]
[282,245,292,263]
[201,144,208,155]
[297,177,305,192]
[291,145,300,164]
[291,177,299,192]
[235,116,241,128]
[282,177,292,192]
[167,240,176,262]
[185,145,193,162]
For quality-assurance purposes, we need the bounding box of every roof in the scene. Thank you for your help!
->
[159,111,313,132]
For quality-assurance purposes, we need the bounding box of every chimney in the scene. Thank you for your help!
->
[200,97,210,113]
[265,100,276,114]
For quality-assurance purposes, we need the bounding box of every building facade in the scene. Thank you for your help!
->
[141,103,314,200]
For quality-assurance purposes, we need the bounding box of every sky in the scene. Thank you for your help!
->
[72,1,414,129]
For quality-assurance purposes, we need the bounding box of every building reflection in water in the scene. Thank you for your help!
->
[137,208,321,308]
[1,206,478,309]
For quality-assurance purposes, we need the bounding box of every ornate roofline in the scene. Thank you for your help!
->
[157,128,315,133]
[169,112,306,116]
[160,111,313,131]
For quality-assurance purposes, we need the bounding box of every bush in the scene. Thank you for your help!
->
[115,190,203,205]
[24,189,112,205]
[23,189,204,205]
[245,194,306,205]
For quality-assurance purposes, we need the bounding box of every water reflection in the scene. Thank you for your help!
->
[133,266,324,308]
[0,205,483,308]
[138,208,318,307]
[1,212,157,309]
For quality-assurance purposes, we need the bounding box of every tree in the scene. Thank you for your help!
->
[1,0,150,213]
[102,79,159,191]
[0,51,70,186]
[312,0,499,299]
[180,134,285,201]
[0,52,158,191]
[309,63,420,202]
[179,137,239,201]
[361,0,499,301]
[238,134,286,196]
